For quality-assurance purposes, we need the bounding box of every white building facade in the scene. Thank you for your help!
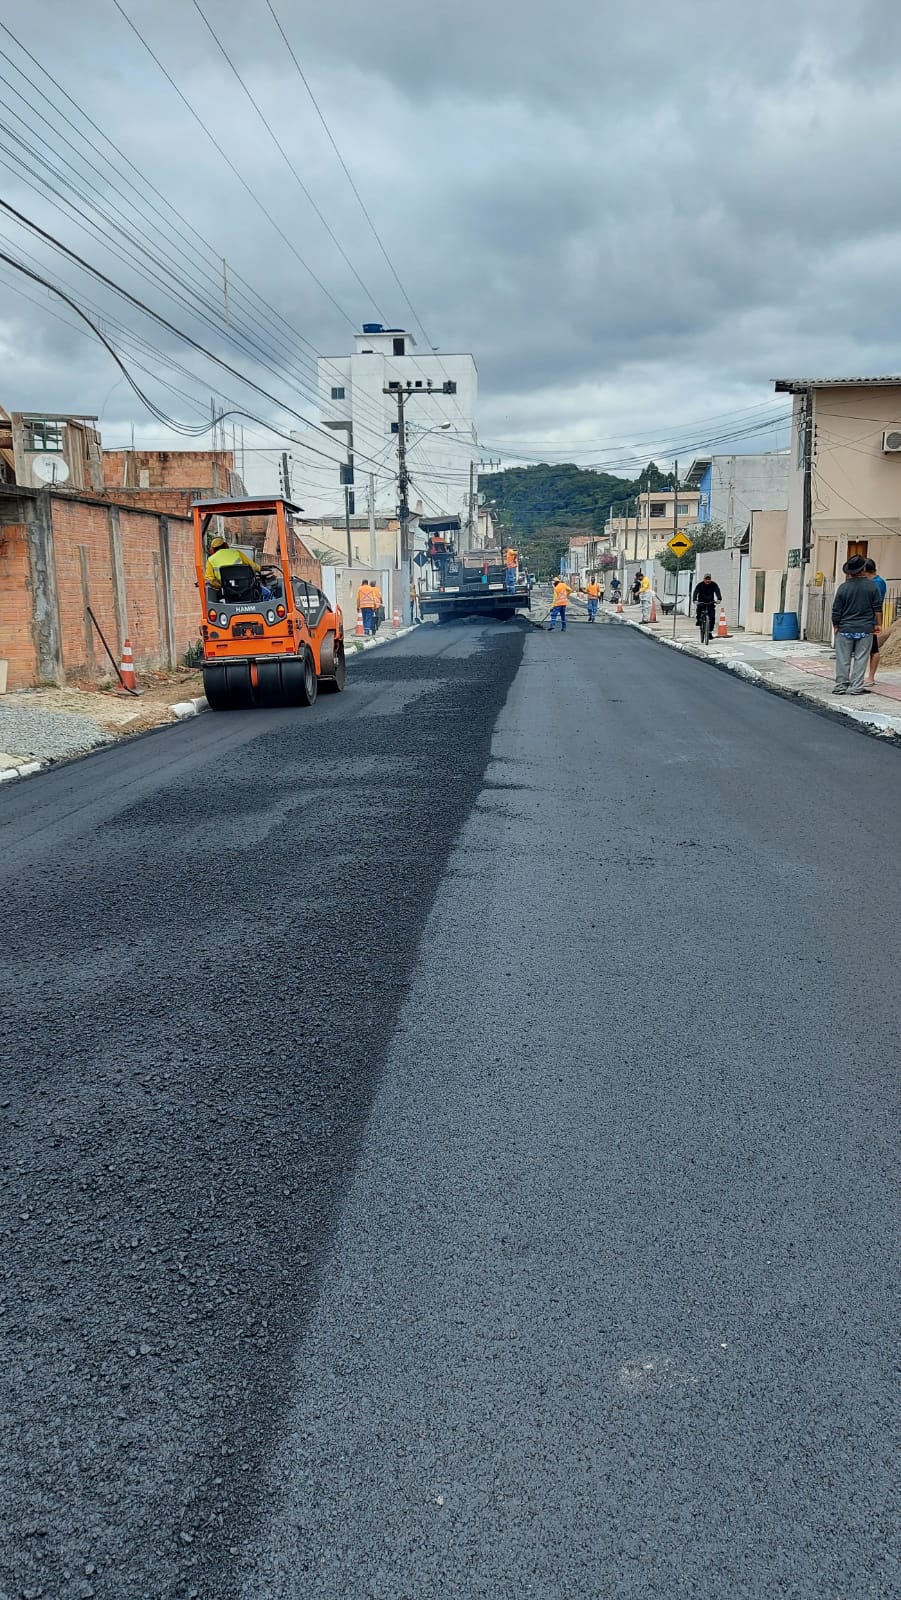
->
[291,325,478,528]
[683,452,789,544]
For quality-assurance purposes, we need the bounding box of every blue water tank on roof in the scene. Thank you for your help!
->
[362,323,384,334]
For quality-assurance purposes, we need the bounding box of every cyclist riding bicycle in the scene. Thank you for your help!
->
[692,573,722,642]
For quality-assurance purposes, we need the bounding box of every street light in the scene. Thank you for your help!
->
[407,422,452,447]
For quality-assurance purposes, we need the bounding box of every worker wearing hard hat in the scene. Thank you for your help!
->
[547,577,572,632]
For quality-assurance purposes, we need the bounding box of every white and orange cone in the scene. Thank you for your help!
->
[616,596,624,613]
[716,607,728,638]
[116,637,138,693]
[355,609,365,637]
[392,606,401,628]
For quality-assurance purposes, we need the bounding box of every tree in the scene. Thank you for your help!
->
[655,522,726,574]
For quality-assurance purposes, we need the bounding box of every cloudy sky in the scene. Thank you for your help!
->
[2,0,901,503]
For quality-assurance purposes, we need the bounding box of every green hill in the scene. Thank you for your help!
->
[479,460,671,574]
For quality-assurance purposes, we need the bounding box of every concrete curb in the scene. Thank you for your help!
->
[346,623,420,653]
[606,610,901,746]
[0,759,44,783]
[170,696,209,720]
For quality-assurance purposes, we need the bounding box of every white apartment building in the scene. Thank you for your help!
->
[289,324,478,528]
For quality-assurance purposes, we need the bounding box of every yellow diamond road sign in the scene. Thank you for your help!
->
[668,532,693,557]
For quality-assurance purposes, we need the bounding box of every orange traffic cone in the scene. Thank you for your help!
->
[114,637,139,694]
[716,607,728,638]
[355,609,365,636]
[616,596,623,614]
[392,606,401,628]
[649,597,657,623]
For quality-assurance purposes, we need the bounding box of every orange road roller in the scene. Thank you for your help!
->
[194,496,345,710]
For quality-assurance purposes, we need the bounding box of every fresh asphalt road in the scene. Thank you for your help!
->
[1,617,898,1599]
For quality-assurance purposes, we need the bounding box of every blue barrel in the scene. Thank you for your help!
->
[772,611,800,641]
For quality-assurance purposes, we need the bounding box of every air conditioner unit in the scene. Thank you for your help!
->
[882,429,901,453]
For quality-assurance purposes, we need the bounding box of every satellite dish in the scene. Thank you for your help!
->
[32,454,70,485]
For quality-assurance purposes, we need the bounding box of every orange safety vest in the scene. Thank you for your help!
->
[553,582,571,607]
[372,586,383,607]
[357,584,375,610]
[587,582,600,598]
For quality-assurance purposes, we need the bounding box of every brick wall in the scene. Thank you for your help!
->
[0,490,201,687]
[0,521,37,689]
[51,497,122,682]
[102,448,236,490]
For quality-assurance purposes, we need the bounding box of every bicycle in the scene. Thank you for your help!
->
[696,603,714,646]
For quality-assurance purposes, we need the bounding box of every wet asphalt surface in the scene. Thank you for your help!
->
[2,613,899,1598]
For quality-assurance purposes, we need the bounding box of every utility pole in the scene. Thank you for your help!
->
[279,451,292,499]
[645,484,651,562]
[344,484,353,566]
[672,459,680,637]
[466,460,476,551]
[385,387,411,560]
[368,473,377,567]
[222,258,229,325]
[798,388,813,634]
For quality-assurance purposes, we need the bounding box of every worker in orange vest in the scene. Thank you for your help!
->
[548,577,572,632]
[371,580,383,635]
[356,579,376,636]
[586,578,601,623]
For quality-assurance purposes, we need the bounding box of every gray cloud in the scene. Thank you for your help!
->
[1,0,900,487]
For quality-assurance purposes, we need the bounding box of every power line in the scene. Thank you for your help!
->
[109,0,358,330]
[0,203,405,474]
[189,0,385,319]
[0,20,397,436]
[263,0,426,337]
[257,2,473,432]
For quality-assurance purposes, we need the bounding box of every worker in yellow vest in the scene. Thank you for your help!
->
[356,579,376,636]
[586,578,601,623]
[548,577,572,632]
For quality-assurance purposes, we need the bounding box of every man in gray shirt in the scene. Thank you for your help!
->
[831,554,883,695]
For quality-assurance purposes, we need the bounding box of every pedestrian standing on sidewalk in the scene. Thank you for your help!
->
[409,580,420,625]
[864,558,887,689]
[586,578,601,622]
[639,571,653,623]
[631,572,643,606]
[609,576,621,606]
[831,555,883,695]
[547,577,572,631]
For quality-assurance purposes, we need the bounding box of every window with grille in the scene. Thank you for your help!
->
[331,386,345,400]
[23,418,64,452]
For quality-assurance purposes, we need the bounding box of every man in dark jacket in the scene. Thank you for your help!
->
[692,574,722,640]
[831,555,883,695]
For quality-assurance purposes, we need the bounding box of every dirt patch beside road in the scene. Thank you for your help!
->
[0,671,206,763]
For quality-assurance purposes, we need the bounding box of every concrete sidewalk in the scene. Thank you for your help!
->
[603,601,901,738]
